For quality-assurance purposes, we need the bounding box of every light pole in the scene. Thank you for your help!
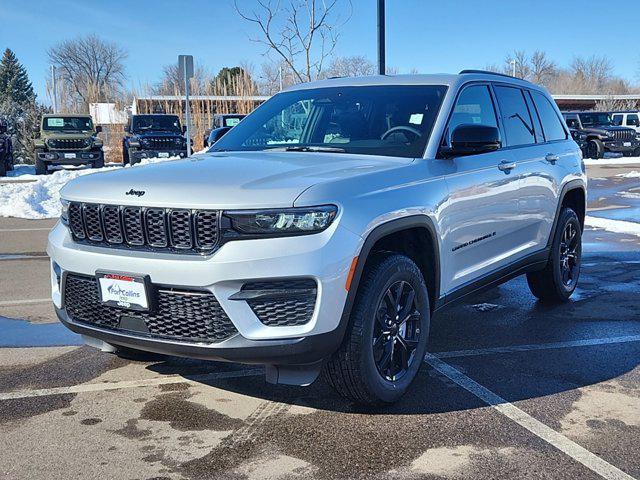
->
[377,0,386,75]
[511,59,516,77]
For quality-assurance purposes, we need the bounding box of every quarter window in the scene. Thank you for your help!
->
[494,86,536,147]
[531,91,567,142]
[446,85,497,143]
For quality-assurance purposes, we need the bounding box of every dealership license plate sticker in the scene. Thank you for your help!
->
[158,152,170,158]
[98,274,148,310]
[64,153,76,159]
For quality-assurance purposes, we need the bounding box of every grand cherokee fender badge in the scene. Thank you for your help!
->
[125,189,145,197]
[452,232,496,252]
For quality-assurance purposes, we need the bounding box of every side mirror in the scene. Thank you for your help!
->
[443,124,501,157]
[182,125,187,135]
[95,125,103,134]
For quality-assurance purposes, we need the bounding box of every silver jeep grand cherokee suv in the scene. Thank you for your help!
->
[48,71,586,405]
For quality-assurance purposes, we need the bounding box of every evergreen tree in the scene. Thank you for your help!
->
[0,48,35,104]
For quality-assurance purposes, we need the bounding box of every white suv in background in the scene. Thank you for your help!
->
[611,111,640,134]
[48,71,586,405]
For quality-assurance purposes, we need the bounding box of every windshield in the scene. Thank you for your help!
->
[131,115,181,133]
[43,116,93,132]
[211,85,447,158]
[579,112,612,127]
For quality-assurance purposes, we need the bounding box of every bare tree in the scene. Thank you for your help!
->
[234,0,352,84]
[153,63,207,95]
[594,96,639,111]
[505,50,531,79]
[48,35,127,111]
[570,55,614,93]
[323,55,375,78]
[530,50,557,87]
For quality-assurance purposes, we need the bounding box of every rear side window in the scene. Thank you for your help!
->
[493,86,535,147]
[627,114,639,127]
[531,91,568,142]
[447,85,498,143]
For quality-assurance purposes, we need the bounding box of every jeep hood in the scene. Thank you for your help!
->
[60,151,411,208]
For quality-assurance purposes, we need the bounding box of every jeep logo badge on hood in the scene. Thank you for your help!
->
[125,189,145,197]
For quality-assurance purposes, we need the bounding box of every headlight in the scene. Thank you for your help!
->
[225,205,338,237]
[60,199,70,226]
[605,131,615,138]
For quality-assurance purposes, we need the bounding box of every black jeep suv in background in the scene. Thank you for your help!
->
[562,111,640,159]
[123,114,188,165]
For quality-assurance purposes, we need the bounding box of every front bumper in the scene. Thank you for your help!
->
[47,219,362,364]
[39,150,103,164]
[603,140,639,153]
[130,149,187,160]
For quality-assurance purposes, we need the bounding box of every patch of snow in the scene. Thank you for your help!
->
[616,170,640,178]
[0,157,177,219]
[585,216,640,238]
[618,191,640,200]
[584,157,640,166]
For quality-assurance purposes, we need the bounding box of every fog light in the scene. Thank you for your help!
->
[45,153,56,160]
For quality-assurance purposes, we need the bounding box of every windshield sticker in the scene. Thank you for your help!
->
[225,118,241,127]
[47,118,64,127]
[409,113,424,125]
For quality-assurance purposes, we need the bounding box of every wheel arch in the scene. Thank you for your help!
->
[341,216,441,326]
[548,180,587,248]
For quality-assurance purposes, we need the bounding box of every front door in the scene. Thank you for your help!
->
[440,83,523,294]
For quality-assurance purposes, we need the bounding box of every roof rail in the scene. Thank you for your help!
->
[459,69,521,80]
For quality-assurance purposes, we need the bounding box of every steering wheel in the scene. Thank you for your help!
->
[381,125,423,141]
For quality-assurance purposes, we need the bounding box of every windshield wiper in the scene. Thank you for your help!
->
[266,145,347,153]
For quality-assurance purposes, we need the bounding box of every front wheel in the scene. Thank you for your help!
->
[127,148,141,166]
[527,207,582,302]
[92,156,104,169]
[323,254,431,405]
[35,150,47,175]
[0,154,6,177]
[585,139,604,159]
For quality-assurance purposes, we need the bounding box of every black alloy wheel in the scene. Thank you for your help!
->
[559,221,580,289]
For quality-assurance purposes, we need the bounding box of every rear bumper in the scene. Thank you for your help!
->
[55,305,342,365]
[39,150,103,164]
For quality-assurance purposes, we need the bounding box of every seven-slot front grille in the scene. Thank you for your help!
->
[63,274,237,343]
[47,138,89,150]
[143,137,177,150]
[68,202,219,254]
[612,130,636,141]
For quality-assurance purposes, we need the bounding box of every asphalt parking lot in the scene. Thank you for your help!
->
[1,164,639,480]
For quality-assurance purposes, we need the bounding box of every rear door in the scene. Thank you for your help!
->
[440,83,523,293]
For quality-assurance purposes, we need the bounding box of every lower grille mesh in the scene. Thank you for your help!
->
[242,279,317,327]
[64,274,237,342]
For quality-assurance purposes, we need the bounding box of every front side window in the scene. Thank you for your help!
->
[531,91,567,142]
[493,86,535,147]
[212,85,447,158]
[43,117,93,132]
[612,115,623,126]
[627,114,639,127]
[446,84,497,143]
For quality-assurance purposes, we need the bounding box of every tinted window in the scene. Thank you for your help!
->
[525,91,544,143]
[494,86,535,146]
[446,85,497,143]
[627,114,639,126]
[612,114,623,126]
[531,91,567,141]
[131,115,181,133]
[213,85,447,158]
[579,112,612,126]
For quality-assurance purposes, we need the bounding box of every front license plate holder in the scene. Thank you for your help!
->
[158,152,170,158]
[96,271,152,312]
[623,142,632,147]
[64,153,77,159]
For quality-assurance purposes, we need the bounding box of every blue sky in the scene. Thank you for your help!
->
[1,0,639,103]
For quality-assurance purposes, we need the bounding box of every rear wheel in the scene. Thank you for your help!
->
[527,208,582,302]
[585,139,604,159]
[323,254,430,405]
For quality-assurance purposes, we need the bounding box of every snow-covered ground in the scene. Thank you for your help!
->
[583,157,640,166]
[0,158,178,219]
[585,216,640,238]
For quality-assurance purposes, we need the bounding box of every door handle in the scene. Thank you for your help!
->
[545,153,559,164]
[498,161,516,172]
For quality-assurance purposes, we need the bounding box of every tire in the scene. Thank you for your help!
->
[6,153,13,171]
[323,254,431,405]
[128,148,141,165]
[0,155,6,177]
[527,207,582,302]
[585,139,604,159]
[633,147,640,157]
[122,145,129,165]
[35,151,47,175]
[92,156,104,169]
